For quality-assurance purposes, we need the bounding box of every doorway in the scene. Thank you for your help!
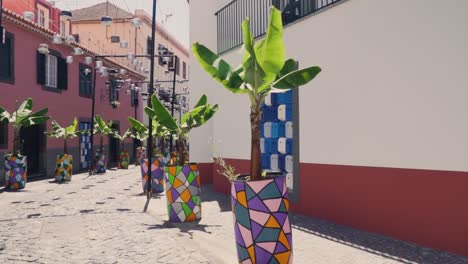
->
[109,122,120,166]
[20,124,46,177]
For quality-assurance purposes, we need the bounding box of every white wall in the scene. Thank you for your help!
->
[190,0,468,171]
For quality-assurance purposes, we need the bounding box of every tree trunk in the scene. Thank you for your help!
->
[177,138,188,166]
[250,108,262,181]
[100,136,104,153]
[13,128,21,155]
[64,139,68,154]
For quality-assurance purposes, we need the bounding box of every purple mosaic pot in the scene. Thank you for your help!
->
[231,174,292,264]
[141,158,164,194]
[165,163,201,223]
[4,154,28,190]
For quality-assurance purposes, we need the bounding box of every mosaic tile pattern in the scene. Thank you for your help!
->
[4,155,27,190]
[165,164,201,223]
[141,158,164,194]
[136,147,146,166]
[79,122,91,170]
[118,150,129,169]
[55,154,73,182]
[231,175,292,264]
[95,152,107,174]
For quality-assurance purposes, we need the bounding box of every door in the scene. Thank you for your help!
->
[20,124,46,177]
[109,123,120,165]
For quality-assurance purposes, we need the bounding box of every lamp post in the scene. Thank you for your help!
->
[0,0,5,45]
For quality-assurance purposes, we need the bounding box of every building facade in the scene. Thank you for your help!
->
[0,3,146,181]
[189,0,468,257]
[69,2,190,124]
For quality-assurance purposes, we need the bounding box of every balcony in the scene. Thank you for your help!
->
[215,0,343,54]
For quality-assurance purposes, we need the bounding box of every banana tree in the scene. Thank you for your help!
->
[128,117,169,156]
[192,6,321,181]
[144,94,218,165]
[45,118,82,154]
[93,115,113,153]
[0,98,49,155]
[111,128,133,152]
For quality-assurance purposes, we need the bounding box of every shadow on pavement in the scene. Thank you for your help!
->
[144,220,221,239]
[289,214,468,264]
[200,185,231,212]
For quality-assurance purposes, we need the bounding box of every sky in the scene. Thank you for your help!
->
[54,0,189,48]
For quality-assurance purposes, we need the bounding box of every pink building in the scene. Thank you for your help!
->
[0,3,146,180]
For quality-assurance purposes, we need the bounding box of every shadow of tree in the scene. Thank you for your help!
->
[144,220,221,239]
[200,185,231,212]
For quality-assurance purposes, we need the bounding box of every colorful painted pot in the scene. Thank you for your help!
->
[55,154,73,182]
[95,152,107,174]
[4,154,27,190]
[141,158,164,194]
[118,150,129,169]
[165,163,201,223]
[231,174,292,264]
[136,147,146,166]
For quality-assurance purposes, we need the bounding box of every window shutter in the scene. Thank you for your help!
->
[57,57,68,90]
[36,51,46,85]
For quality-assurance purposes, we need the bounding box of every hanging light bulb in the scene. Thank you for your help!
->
[132,59,138,65]
[127,53,135,61]
[66,56,74,64]
[101,16,113,26]
[96,60,104,69]
[37,44,49,54]
[60,10,73,20]
[65,35,76,44]
[138,61,143,66]
[130,18,142,28]
[73,47,83,56]
[120,41,129,49]
[52,34,63,44]
[119,69,127,75]
[85,56,93,65]
[22,11,35,21]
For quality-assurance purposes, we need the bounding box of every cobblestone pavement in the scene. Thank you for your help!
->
[0,167,467,264]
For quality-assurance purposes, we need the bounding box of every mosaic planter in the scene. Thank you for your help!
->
[118,150,129,169]
[231,174,292,264]
[141,158,164,194]
[4,154,27,190]
[95,152,107,174]
[165,163,201,223]
[136,147,146,166]
[55,154,73,182]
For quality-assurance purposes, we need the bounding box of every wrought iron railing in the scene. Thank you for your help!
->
[216,0,343,54]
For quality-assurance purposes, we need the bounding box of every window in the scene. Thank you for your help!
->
[131,89,139,107]
[60,20,66,36]
[182,62,187,79]
[38,10,46,27]
[79,64,92,97]
[37,50,68,91]
[45,54,58,88]
[109,79,120,102]
[0,32,14,83]
[175,56,180,76]
[0,120,7,149]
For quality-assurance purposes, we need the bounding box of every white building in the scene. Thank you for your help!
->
[189,0,468,257]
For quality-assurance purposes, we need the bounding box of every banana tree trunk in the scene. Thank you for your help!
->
[250,108,262,181]
[64,139,68,154]
[177,138,188,165]
[100,136,104,152]
[13,128,21,155]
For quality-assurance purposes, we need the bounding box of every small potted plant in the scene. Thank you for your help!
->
[128,117,166,194]
[145,94,218,223]
[93,115,113,174]
[45,117,83,182]
[111,128,132,169]
[192,7,321,263]
[110,101,120,109]
[0,98,49,190]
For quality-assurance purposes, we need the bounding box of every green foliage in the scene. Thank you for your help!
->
[144,94,219,140]
[127,117,168,142]
[93,115,113,136]
[46,117,81,140]
[0,98,50,154]
[192,6,321,105]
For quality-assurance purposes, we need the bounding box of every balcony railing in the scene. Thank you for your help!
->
[216,0,343,54]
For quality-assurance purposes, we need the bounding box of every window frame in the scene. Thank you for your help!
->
[0,31,15,84]
[182,61,187,79]
[45,54,58,89]
[38,9,46,27]
[79,63,93,98]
